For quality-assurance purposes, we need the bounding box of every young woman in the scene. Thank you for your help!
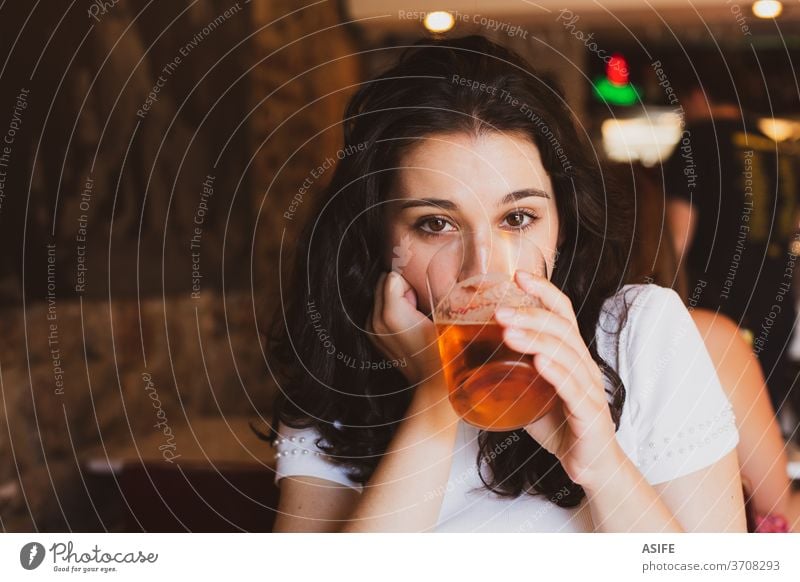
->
[266,35,745,532]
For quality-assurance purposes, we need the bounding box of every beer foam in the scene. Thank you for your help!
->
[435,278,540,323]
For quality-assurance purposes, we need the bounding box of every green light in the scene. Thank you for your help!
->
[593,77,639,107]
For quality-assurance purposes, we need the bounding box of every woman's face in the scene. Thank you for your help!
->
[383,131,561,314]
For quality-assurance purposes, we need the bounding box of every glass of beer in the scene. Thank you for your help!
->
[426,235,557,431]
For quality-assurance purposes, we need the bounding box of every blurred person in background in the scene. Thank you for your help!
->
[623,163,796,532]
[663,53,800,428]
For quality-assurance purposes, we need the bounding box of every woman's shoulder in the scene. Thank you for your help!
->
[688,308,756,374]
[689,308,742,341]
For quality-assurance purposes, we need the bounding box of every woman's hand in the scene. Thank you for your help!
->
[494,270,624,489]
[365,271,443,386]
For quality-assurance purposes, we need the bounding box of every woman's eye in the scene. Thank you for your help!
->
[503,210,538,230]
[417,216,456,235]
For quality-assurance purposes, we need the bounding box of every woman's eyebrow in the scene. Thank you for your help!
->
[398,197,458,210]
[499,188,551,205]
[398,188,550,211]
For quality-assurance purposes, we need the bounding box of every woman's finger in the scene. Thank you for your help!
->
[405,287,418,308]
[501,326,580,369]
[382,271,423,333]
[532,351,606,424]
[495,306,569,333]
[494,306,598,374]
[514,270,579,326]
[494,306,589,363]
[502,327,603,405]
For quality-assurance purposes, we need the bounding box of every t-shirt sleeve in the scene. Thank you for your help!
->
[273,422,363,493]
[624,285,739,485]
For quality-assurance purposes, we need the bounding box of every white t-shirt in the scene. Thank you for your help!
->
[272,283,739,532]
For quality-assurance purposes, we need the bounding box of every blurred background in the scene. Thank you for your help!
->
[0,0,799,532]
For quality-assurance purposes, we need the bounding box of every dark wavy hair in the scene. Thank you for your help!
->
[264,34,632,508]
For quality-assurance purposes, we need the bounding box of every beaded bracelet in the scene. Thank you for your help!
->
[754,513,790,533]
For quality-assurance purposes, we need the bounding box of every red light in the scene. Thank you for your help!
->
[607,53,629,86]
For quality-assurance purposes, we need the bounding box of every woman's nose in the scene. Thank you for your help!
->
[458,236,488,282]
[457,232,514,282]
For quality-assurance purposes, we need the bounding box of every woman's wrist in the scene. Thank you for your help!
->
[406,371,460,434]
[577,441,632,495]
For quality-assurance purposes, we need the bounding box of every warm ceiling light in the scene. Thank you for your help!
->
[424,11,455,33]
[752,0,783,19]
[758,118,799,142]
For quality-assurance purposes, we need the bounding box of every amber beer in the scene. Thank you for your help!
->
[436,321,557,431]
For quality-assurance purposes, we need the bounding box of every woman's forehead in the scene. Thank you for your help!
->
[391,131,553,204]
